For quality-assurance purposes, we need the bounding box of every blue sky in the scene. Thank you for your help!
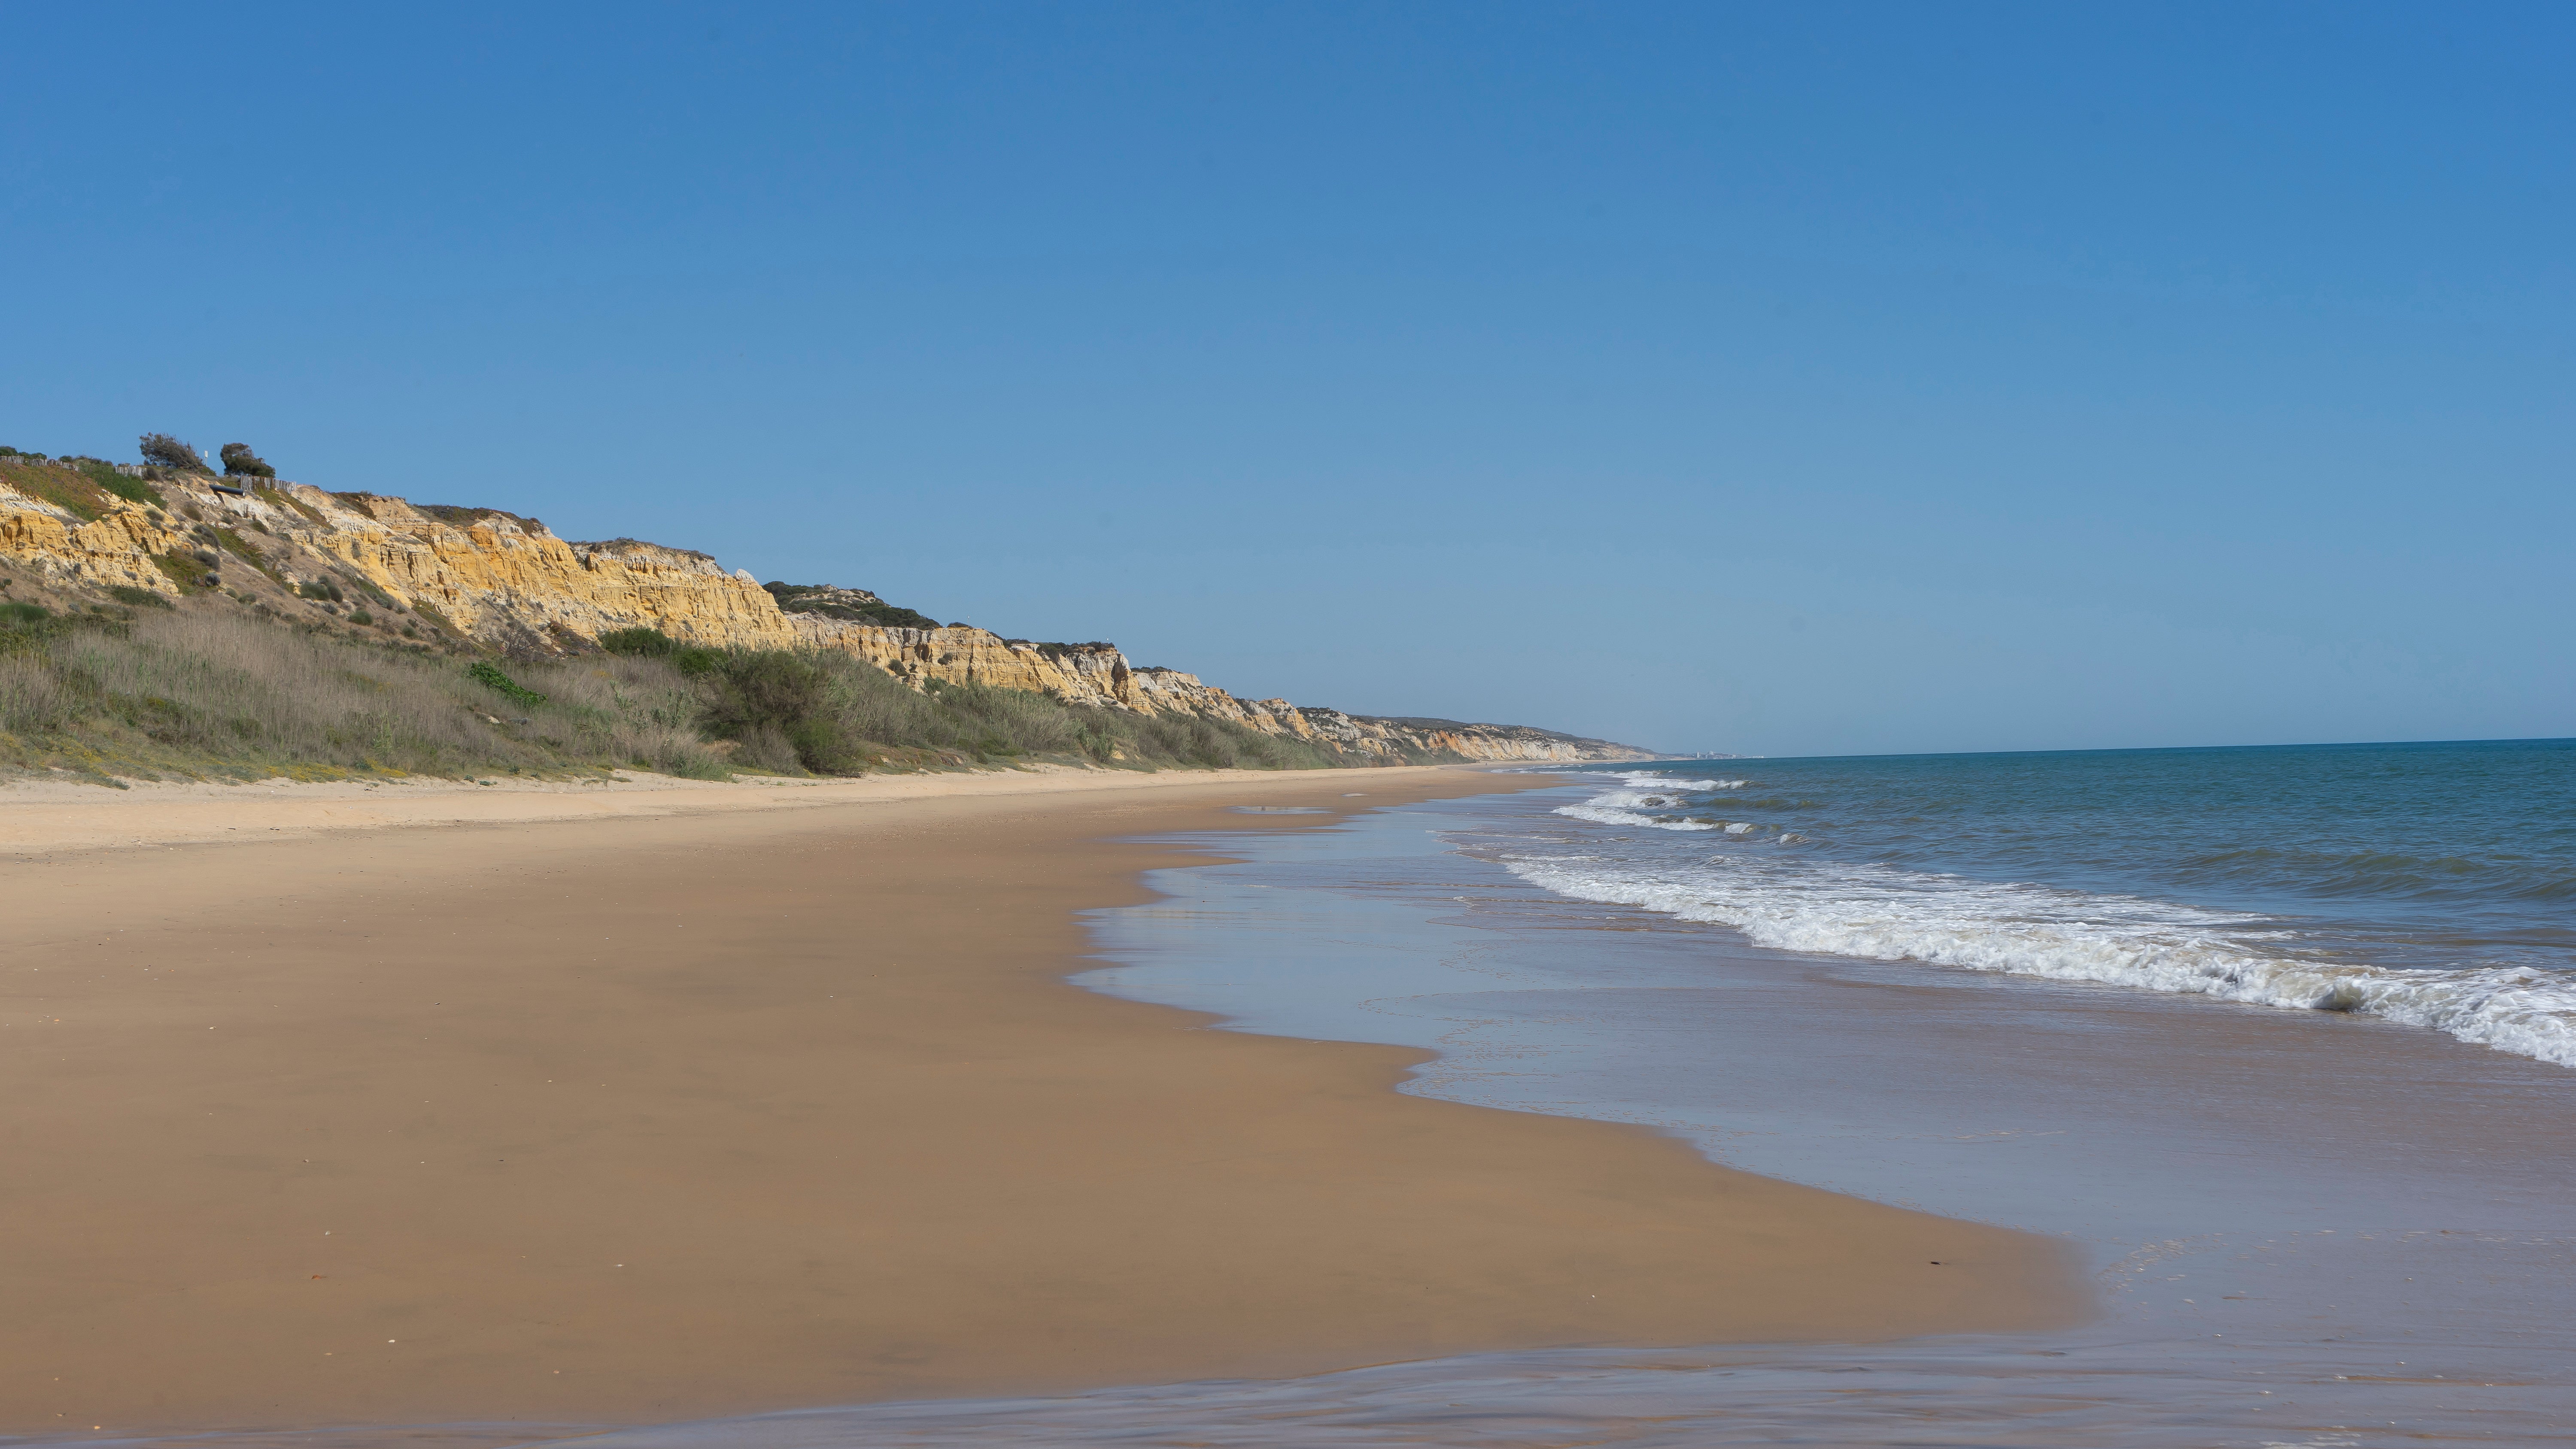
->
[6,2,2569,755]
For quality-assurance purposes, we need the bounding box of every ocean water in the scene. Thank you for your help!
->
[1525,740,2576,1067]
[80,743,2576,1447]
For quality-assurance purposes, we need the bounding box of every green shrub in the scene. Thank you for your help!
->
[604,629,723,675]
[599,626,677,657]
[700,652,842,771]
[468,660,547,708]
[107,585,173,611]
[0,602,64,656]
[762,582,943,630]
[138,433,208,473]
[154,552,214,591]
[218,443,276,478]
[212,527,285,585]
[82,462,164,508]
[298,577,344,603]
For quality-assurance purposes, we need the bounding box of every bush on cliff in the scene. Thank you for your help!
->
[220,445,278,479]
[218,443,277,479]
[138,433,209,473]
[761,582,943,631]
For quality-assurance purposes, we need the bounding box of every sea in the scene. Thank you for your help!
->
[1524,739,2576,1067]
[90,740,2576,1447]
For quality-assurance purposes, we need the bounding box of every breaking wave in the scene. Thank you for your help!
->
[1509,770,2576,1069]
[1554,773,1750,832]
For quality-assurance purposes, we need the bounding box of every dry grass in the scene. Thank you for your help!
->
[710,649,1342,772]
[0,611,727,782]
[0,609,1364,786]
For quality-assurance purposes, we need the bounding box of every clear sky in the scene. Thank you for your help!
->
[6,3,2569,756]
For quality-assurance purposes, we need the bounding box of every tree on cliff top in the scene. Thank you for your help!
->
[139,434,209,473]
[219,443,276,478]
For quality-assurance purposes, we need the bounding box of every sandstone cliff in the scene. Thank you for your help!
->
[0,458,1650,765]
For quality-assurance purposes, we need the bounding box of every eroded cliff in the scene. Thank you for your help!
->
[0,458,1649,765]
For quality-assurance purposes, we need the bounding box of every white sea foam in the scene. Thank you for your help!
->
[1557,776,1748,832]
[1613,772,1746,790]
[1506,794,2576,1068]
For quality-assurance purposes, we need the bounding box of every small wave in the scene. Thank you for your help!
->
[1557,790,1722,832]
[1560,777,1754,833]
[1613,772,1745,790]
[1500,851,2576,1069]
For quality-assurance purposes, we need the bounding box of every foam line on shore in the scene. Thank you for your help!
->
[1503,773,2576,1068]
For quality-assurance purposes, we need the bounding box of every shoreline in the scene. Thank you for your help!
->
[0,765,2084,1437]
[0,764,1497,859]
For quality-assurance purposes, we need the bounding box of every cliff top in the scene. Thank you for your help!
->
[765,582,942,631]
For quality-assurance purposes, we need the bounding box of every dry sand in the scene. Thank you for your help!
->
[0,762,1329,857]
[0,766,2083,1436]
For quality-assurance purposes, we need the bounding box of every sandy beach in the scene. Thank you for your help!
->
[0,765,2081,1437]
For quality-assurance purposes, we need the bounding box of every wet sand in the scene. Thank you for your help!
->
[0,766,2082,1436]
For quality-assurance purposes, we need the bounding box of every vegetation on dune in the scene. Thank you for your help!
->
[467,660,548,709]
[762,581,944,631]
[599,626,1338,774]
[0,428,1388,783]
[204,523,286,585]
[0,609,725,785]
[418,503,545,532]
[255,483,327,523]
[0,612,1346,787]
[0,433,1529,785]
[152,551,216,592]
[0,455,164,519]
[106,585,173,611]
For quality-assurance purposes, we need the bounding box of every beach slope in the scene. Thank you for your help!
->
[0,767,2081,1434]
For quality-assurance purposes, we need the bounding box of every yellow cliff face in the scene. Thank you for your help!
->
[286,492,802,652]
[0,472,1649,764]
[0,470,798,650]
[794,619,1144,709]
[0,500,191,597]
